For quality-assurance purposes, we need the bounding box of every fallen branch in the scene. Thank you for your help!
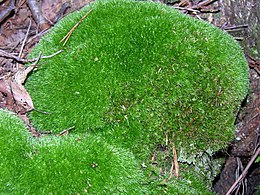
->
[0,0,15,24]
[26,0,51,31]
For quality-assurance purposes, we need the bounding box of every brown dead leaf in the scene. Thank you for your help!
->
[10,79,34,110]
[0,77,34,113]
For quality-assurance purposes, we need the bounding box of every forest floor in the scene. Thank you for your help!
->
[0,0,259,194]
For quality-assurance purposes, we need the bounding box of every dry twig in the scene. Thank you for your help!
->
[60,9,93,46]
[193,0,219,8]
[0,49,63,63]
[226,147,260,195]
[224,24,248,31]
[16,19,32,69]
[58,126,75,136]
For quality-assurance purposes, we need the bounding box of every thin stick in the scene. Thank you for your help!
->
[172,6,200,14]
[224,24,248,30]
[19,20,31,58]
[168,159,174,180]
[196,0,219,7]
[17,19,32,69]
[0,49,63,63]
[26,0,50,30]
[27,28,49,44]
[60,9,93,46]
[226,147,260,195]
[58,126,75,136]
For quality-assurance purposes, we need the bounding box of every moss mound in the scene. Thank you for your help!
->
[0,109,147,194]
[19,0,249,193]
[26,0,248,157]
[0,110,29,193]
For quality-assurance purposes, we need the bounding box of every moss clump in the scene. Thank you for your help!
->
[0,109,147,194]
[26,0,248,158]
[0,109,29,193]
[23,0,249,193]
[20,135,147,194]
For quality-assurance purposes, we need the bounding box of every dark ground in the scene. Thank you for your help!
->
[0,0,259,194]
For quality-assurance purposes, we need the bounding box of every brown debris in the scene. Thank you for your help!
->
[26,0,51,31]
[247,55,260,76]
[0,0,15,24]
[168,0,220,16]
[226,147,260,195]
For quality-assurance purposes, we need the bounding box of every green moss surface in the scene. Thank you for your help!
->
[17,0,250,193]
[26,0,248,157]
[0,109,29,193]
[0,109,147,194]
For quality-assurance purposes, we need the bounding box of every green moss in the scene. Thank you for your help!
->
[19,135,147,194]
[0,110,147,194]
[0,109,29,193]
[26,0,248,158]
[21,0,249,193]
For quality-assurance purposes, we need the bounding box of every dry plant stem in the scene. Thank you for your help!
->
[172,6,200,14]
[168,158,174,180]
[60,9,93,46]
[226,147,260,195]
[168,144,179,180]
[195,0,219,8]
[26,29,49,44]
[17,19,32,69]
[199,8,220,13]
[0,49,63,63]
[58,126,75,136]
[224,24,248,31]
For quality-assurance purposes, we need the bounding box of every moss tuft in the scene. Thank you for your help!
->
[26,0,248,158]
[13,0,251,193]
[0,109,147,194]
[19,135,147,194]
[0,109,29,193]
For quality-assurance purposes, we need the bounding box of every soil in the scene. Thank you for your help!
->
[0,0,259,194]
